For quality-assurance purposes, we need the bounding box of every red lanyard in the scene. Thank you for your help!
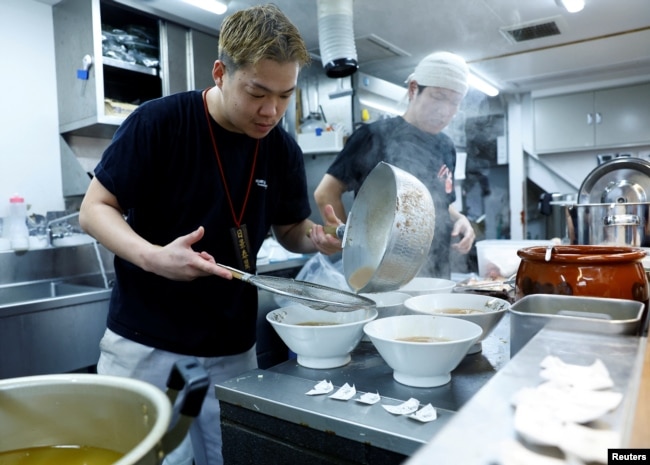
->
[202,88,259,228]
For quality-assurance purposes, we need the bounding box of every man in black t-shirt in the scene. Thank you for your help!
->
[315,52,476,278]
[79,5,343,465]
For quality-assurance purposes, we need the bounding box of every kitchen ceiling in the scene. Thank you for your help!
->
[116,0,650,94]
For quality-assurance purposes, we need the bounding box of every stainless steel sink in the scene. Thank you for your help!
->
[0,280,111,313]
[0,243,115,378]
[0,279,112,378]
[0,281,103,305]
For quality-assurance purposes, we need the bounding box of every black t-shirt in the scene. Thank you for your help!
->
[94,90,310,356]
[327,116,457,278]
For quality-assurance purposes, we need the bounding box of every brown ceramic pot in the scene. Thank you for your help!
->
[515,245,649,305]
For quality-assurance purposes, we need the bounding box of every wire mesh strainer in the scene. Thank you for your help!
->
[218,264,376,313]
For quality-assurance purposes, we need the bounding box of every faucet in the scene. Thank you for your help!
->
[46,212,80,247]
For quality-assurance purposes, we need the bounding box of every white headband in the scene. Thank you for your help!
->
[406,51,469,96]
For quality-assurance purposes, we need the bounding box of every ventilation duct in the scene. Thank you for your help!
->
[317,0,359,78]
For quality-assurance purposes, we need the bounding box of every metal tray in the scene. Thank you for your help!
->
[578,157,650,204]
[453,278,515,303]
[509,294,645,356]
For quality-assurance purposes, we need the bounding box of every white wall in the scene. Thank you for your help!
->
[0,0,64,220]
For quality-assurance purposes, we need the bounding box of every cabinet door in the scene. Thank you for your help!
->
[53,0,101,134]
[190,30,220,90]
[595,82,650,147]
[534,92,595,152]
[162,21,190,95]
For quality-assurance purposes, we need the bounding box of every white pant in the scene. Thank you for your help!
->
[97,329,258,465]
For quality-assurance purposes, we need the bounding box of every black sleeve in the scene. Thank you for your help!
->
[271,134,312,225]
[326,124,383,193]
[446,143,458,205]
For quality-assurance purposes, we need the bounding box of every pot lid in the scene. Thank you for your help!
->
[579,157,650,204]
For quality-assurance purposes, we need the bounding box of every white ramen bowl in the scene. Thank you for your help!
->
[364,315,482,388]
[360,291,411,341]
[267,304,378,369]
[360,291,411,318]
[404,293,510,354]
[398,277,456,296]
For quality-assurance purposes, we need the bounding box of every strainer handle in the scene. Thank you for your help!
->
[217,263,254,282]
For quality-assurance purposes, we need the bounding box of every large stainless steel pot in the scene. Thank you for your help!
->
[341,162,435,293]
[0,358,208,465]
[565,157,650,247]
[565,202,650,247]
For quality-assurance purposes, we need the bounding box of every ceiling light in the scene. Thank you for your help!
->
[358,97,403,116]
[183,0,228,15]
[468,72,499,97]
[555,0,585,13]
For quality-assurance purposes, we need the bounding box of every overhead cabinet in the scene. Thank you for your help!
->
[53,0,219,139]
[189,29,220,91]
[53,0,163,138]
[533,82,650,153]
[162,26,219,95]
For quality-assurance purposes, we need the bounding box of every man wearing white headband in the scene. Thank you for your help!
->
[315,51,475,278]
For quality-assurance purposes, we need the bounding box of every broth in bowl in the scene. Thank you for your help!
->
[404,293,510,354]
[297,321,340,326]
[0,445,122,465]
[396,336,451,343]
[435,308,484,315]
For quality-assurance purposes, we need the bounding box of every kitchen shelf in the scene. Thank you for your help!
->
[53,0,219,140]
[298,131,346,154]
[53,0,163,138]
[102,57,158,76]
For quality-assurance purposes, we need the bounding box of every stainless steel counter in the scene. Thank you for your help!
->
[215,314,511,460]
[256,256,310,275]
[216,311,647,463]
[405,328,645,464]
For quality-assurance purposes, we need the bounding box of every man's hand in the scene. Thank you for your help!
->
[143,226,233,281]
[308,204,344,255]
[451,215,476,254]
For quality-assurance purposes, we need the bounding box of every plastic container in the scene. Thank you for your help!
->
[475,239,554,278]
[7,195,29,251]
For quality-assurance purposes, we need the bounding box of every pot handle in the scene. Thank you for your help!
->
[161,358,210,458]
[604,214,640,226]
[306,223,346,239]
